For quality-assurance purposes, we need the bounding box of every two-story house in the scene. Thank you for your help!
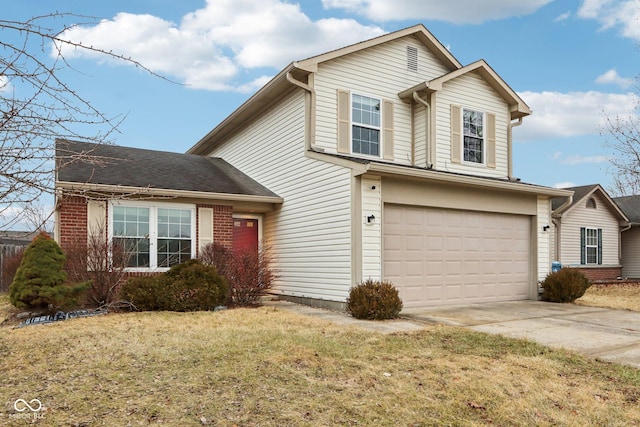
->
[56,24,571,309]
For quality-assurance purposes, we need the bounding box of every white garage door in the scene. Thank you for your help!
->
[384,205,531,308]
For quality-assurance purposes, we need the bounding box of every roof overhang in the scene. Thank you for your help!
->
[56,181,284,205]
[348,159,572,197]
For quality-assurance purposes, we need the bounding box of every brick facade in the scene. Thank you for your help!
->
[576,266,623,283]
[213,205,233,250]
[57,196,236,260]
[58,195,88,250]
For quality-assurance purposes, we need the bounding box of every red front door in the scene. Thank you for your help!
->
[232,218,258,254]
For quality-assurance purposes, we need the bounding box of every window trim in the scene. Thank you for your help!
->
[461,107,486,165]
[109,200,196,272]
[350,92,382,158]
[581,226,602,265]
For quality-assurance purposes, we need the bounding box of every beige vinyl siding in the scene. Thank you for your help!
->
[314,36,450,163]
[622,228,640,278]
[435,72,510,178]
[558,193,621,266]
[210,90,354,302]
[362,176,382,280]
[537,196,551,281]
[414,102,427,167]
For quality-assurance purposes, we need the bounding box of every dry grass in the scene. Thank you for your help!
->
[576,283,640,312]
[1,294,639,426]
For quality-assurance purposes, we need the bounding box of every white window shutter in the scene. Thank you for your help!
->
[450,105,461,164]
[198,207,213,252]
[87,200,106,240]
[337,89,350,154]
[383,99,394,160]
[486,112,496,168]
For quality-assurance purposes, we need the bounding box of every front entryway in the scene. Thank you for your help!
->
[233,218,258,253]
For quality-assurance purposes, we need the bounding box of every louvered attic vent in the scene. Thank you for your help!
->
[407,46,418,72]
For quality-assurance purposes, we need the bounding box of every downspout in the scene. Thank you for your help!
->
[412,92,432,169]
[508,117,523,180]
[286,71,323,152]
[551,194,573,263]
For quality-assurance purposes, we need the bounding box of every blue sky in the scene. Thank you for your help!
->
[5,0,640,218]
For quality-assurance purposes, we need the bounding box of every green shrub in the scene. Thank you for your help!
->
[119,276,170,311]
[119,259,228,311]
[9,232,89,310]
[541,268,592,303]
[346,279,403,320]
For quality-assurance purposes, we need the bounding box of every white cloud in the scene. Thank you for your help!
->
[516,90,638,140]
[0,75,11,93]
[554,11,571,22]
[578,0,640,39]
[560,154,608,165]
[322,0,552,23]
[54,0,383,91]
[595,69,634,88]
[553,181,576,188]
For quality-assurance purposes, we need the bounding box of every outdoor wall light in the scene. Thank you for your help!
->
[366,214,376,224]
[542,225,550,231]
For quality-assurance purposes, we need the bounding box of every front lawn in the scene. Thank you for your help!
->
[1,294,638,426]
[576,282,640,312]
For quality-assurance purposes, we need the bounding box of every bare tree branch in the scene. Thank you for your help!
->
[0,13,172,229]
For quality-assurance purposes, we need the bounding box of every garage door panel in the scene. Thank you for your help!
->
[384,205,531,308]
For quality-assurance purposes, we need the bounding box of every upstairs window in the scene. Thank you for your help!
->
[463,108,484,164]
[352,94,381,157]
[586,198,597,209]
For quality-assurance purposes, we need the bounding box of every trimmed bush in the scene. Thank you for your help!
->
[346,279,403,320]
[119,259,228,311]
[9,232,89,310]
[541,268,592,303]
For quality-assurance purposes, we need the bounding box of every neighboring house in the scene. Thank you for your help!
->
[551,184,629,282]
[612,194,640,279]
[55,140,283,273]
[0,231,44,292]
[185,24,570,308]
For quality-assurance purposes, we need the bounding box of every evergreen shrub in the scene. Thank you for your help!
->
[541,268,592,303]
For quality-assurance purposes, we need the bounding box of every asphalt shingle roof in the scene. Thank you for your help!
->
[551,184,599,211]
[613,195,640,224]
[56,140,279,198]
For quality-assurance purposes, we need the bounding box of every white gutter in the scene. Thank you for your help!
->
[412,91,432,169]
[56,181,284,204]
[362,162,573,197]
[507,117,523,180]
[286,70,323,152]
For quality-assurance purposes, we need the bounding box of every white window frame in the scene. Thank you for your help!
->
[461,107,485,165]
[351,93,382,158]
[109,200,196,272]
[584,227,599,265]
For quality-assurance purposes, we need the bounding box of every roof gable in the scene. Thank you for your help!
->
[56,139,280,199]
[295,24,461,72]
[398,60,530,120]
[552,184,628,222]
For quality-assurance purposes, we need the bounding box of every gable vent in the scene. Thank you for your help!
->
[407,46,418,72]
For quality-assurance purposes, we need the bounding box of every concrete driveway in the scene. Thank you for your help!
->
[403,301,640,369]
